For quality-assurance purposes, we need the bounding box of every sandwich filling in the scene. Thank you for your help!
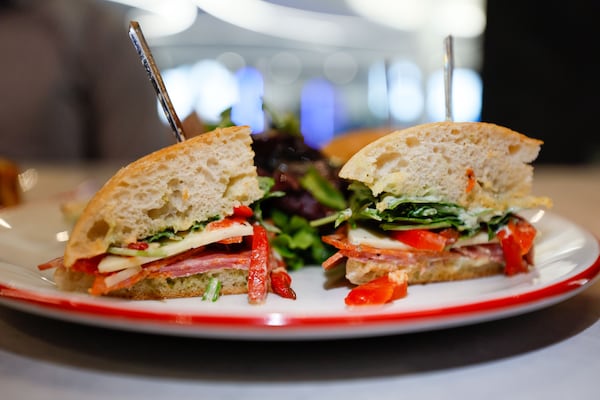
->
[39,203,295,302]
[316,182,537,278]
[39,206,261,294]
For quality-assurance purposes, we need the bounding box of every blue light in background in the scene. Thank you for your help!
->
[387,60,424,123]
[300,78,336,149]
[367,61,389,120]
[190,60,238,122]
[160,60,239,125]
[426,68,482,122]
[231,67,265,132]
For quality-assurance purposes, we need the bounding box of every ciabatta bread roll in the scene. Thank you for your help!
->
[320,121,552,286]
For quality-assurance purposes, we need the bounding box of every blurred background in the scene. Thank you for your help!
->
[1,0,598,163]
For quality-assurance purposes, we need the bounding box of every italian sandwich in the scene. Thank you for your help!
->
[39,125,294,303]
[318,121,552,290]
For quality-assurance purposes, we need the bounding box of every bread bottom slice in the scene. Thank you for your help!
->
[345,256,504,285]
[54,266,248,300]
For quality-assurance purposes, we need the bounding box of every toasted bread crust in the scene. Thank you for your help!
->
[339,121,552,211]
[53,265,249,300]
[345,256,505,285]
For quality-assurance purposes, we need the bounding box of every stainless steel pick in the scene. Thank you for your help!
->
[444,35,454,122]
[128,21,186,143]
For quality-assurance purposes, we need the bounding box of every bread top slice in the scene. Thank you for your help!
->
[339,121,552,211]
[64,125,263,267]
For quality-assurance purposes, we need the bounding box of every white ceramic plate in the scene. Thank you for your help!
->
[0,200,599,340]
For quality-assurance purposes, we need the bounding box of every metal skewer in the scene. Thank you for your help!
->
[443,35,454,122]
[128,21,186,143]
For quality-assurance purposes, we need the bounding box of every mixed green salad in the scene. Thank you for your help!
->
[211,106,348,269]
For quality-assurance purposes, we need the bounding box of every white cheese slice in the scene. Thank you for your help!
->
[348,226,412,250]
[348,226,496,251]
[103,265,142,288]
[98,254,157,273]
[97,221,253,274]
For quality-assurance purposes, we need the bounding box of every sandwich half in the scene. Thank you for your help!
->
[318,121,552,286]
[39,125,293,303]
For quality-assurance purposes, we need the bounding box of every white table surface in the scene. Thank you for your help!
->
[1,162,599,400]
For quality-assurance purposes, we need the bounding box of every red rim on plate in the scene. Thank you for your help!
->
[1,248,599,338]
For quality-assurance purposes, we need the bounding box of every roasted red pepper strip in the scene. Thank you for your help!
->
[248,224,270,304]
[322,250,346,270]
[496,217,537,276]
[207,217,247,230]
[90,268,146,296]
[498,231,527,275]
[345,271,408,306]
[68,254,104,274]
[389,229,449,251]
[233,205,254,218]
[270,267,296,300]
[37,256,65,271]
[127,242,149,250]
